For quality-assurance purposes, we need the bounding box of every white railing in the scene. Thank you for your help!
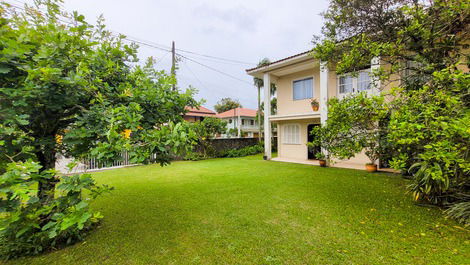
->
[83,151,131,171]
[56,152,135,174]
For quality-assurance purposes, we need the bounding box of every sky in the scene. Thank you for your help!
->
[9,0,330,110]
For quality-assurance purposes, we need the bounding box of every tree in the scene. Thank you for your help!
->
[313,0,469,223]
[190,117,227,157]
[214,97,242,113]
[0,0,197,257]
[309,93,389,166]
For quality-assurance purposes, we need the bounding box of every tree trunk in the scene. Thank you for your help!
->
[36,148,58,203]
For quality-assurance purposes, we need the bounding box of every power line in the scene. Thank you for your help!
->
[179,54,253,86]
[5,1,256,87]
[112,32,255,66]
[176,48,255,65]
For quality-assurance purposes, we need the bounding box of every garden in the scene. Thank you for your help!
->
[6,155,470,264]
[1,0,469,263]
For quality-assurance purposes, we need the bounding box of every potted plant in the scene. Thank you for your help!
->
[310,98,319,111]
[316,152,327,167]
[365,163,378,172]
[364,137,381,172]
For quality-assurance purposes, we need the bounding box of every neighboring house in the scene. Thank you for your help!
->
[216,108,260,138]
[183,106,216,122]
[246,51,389,168]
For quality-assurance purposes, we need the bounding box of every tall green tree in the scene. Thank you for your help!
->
[313,0,469,222]
[213,97,242,113]
[0,0,198,256]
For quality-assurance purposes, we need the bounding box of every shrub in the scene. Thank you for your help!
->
[309,93,389,165]
[388,68,470,217]
[225,144,264,158]
[0,161,112,259]
[183,152,206,161]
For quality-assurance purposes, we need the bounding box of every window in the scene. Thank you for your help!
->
[357,71,371,91]
[283,124,300,144]
[250,120,254,126]
[228,119,232,124]
[339,75,353,94]
[293,77,313,100]
[242,119,245,125]
[338,70,371,94]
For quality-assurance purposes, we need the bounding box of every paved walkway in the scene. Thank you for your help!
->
[271,157,399,173]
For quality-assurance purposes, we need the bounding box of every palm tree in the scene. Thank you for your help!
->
[253,58,271,141]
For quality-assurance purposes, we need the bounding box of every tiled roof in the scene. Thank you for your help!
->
[184,106,216,117]
[216,108,258,118]
[245,50,311,72]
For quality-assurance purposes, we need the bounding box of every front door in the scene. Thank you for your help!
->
[307,124,321,160]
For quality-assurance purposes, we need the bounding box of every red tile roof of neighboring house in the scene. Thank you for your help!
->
[216,108,258,118]
[245,50,311,72]
[184,106,216,117]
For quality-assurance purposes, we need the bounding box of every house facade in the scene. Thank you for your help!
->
[183,106,216,122]
[216,108,260,138]
[246,52,387,168]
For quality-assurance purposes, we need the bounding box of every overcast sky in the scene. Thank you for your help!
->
[13,0,330,110]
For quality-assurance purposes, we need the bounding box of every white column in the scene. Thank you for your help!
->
[319,61,329,160]
[263,73,271,160]
[237,109,241,137]
[370,57,381,95]
[319,61,329,125]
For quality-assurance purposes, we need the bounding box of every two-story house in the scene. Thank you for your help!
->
[183,106,217,122]
[216,108,260,138]
[246,51,385,169]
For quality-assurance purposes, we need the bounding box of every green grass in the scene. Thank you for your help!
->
[11,155,469,264]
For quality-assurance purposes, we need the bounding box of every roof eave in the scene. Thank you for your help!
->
[245,51,313,76]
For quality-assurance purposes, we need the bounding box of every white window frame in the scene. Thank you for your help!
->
[292,76,314,101]
[337,69,371,97]
[337,74,354,95]
[282,124,301,145]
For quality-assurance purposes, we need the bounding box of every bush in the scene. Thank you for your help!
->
[309,93,389,165]
[183,152,206,161]
[0,161,112,259]
[445,201,470,226]
[225,144,264,158]
[388,68,469,223]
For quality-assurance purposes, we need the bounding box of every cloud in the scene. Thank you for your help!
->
[17,0,330,110]
[193,4,259,35]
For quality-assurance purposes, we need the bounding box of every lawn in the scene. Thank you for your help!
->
[11,155,469,264]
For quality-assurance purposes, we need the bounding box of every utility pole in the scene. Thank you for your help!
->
[171,41,176,90]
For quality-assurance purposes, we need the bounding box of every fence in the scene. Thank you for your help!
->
[56,152,134,174]
[83,151,132,171]
[56,138,262,174]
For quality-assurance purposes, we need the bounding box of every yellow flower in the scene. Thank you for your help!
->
[121,129,132,139]
[55,134,63,144]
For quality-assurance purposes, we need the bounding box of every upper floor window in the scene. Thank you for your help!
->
[283,124,300,144]
[338,70,371,95]
[228,119,232,124]
[358,71,371,91]
[293,77,313,100]
[250,120,254,126]
[339,75,353,94]
[242,119,245,125]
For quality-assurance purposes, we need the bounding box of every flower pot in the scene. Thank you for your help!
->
[311,105,319,112]
[319,160,327,167]
[365,164,378,172]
